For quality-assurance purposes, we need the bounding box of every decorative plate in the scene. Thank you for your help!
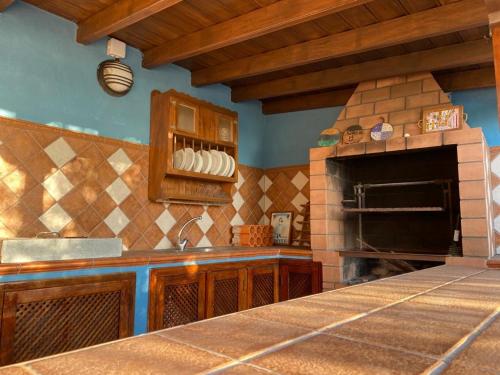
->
[217,151,229,176]
[342,125,363,144]
[318,127,340,147]
[370,121,394,141]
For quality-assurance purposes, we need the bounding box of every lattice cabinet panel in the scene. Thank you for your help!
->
[247,264,278,308]
[279,260,322,301]
[0,273,135,365]
[288,272,312,300]
[149,268,206,331]
[206,268,246,318]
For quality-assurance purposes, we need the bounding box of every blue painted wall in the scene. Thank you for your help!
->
[262,91,500,168]
[0,2,266,167]
[451,88,500,146]
[263,107,342,168]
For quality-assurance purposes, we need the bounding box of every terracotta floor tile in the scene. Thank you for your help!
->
[0,367,32,375]
[251,334,435,375]
[381,300,489,327]
[214,364,271,374]
[29,335,231,375]
[241,299,363,330]
[447,318,500,373]
[413,289,500,313]
[305,291,394,312]
[157,314,309,359]
[325,305,476,357]
[441,362,498,375]
[470,270,500,281]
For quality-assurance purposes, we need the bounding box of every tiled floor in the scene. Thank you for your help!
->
[3,265,500,375]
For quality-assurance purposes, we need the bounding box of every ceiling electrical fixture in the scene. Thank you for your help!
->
[97,38,134,97]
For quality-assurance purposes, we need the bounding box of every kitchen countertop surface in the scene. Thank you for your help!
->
[1,265,499,374]
[0,246,311,275]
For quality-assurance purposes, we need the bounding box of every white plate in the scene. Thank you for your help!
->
[209,150,222,175]
[183,148,195,171]
[200,150,212,174]
[173,149,185,170]
[217,151,229,176]
[220,152,231,176]
[192,151,203,173]
[227,155,235,177]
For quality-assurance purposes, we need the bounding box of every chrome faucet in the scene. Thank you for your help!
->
[177,216,202,251]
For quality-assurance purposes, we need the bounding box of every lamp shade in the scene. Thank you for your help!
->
[97,59,134,97]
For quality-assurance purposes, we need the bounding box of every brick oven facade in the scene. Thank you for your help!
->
[309,73,495,291]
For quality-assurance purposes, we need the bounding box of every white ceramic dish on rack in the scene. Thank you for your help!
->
[220,152,231,176]
[209,150,222,175]
[173,149,185,170]
[183,148,195,171]
[217,151,229,176]
[227,155,235,177]
[200,150,212,174]
[192,151,203,173]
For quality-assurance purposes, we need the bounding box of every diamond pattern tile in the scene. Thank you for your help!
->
[106,178,131,205]
[291,171,308,190]
[42,170,74,201]
[107,149,132,175]
[156,209,176,234]
[493,186,500,206]
[292,192,308,211]
[39,203,72,232]
[44,138,76,168]
[0,121,270,248]
[104,207,129,236]
[491,154,500,178]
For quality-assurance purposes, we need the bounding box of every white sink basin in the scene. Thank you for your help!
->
[1,238,123,263]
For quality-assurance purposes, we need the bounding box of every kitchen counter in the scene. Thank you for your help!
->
[0,246,311,276]
[2,265,499,374]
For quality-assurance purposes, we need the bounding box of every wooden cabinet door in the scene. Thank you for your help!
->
[280,260,322,301]
[149,268,206,331]
[0,273,135,366]
[247,264,279,309]
[206,268,246,318]
[170,97,199,134]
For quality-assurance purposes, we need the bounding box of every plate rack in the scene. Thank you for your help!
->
[149,89,238,204]
[168,131,237,183]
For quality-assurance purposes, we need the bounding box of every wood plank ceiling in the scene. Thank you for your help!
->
[22,0,495,114]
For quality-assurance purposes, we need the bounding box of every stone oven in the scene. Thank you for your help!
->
[310,73,495,290]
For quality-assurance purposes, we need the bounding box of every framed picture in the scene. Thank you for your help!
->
[270,212,293,246]
[421,105,463,133]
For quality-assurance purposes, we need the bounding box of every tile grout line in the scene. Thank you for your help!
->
[202,269,486,373]
[424,308,500,375]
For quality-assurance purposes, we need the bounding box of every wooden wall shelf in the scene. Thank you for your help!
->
[149,89,239,204]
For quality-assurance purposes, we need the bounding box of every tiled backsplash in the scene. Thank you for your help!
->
[0,117,266,250]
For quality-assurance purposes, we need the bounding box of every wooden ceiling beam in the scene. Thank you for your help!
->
[261,88,355,114]
[434,66,495,92]
[142,0,373,68]
[192,0,488,87]
[77,0,183,45]
[0,0,14,12]
[232,39,493,102]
